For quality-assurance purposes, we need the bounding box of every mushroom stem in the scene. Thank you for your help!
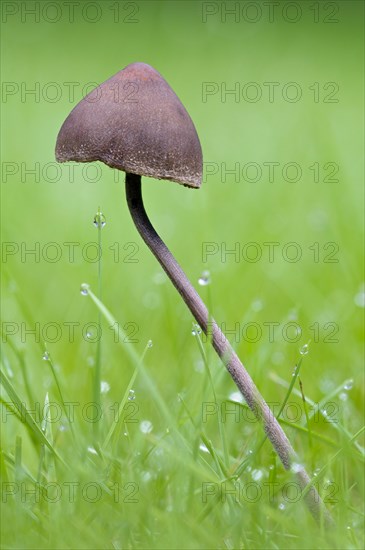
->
[125,172,333,526]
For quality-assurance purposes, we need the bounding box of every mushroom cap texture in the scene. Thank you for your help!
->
[55,62,202,188]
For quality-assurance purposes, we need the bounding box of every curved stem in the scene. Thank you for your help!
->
[125,172,333,526]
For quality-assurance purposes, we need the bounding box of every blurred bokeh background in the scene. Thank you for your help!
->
[1,1,364,548]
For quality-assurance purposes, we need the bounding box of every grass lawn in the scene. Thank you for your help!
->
[1,1,364,548]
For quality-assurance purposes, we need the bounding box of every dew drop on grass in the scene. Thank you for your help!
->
[141,471,152,482]
[198,270,211,286]
[80,283,90,296]
[339,392,348,402]
[354,290,365,308]
[251,298,264,312]
[42,351,50,361]
[291,463,303,474]
[192,323,202,336]
[87,446,97,455]
[101,381,110,394]
[147,340,153,348]
[128,389,135,401]
[140,420,153,434]
[300,344,309,356]
[229,391,244,404]
[199,443,209,453]
[93,211,106,228]
[344,379,354,391]
[288,308,298,321]
[153,272,166,285]
[194,359,204,373]
[251,469,263,481]
[278,503,286,511]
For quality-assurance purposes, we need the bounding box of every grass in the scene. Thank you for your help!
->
[1,1,364,548]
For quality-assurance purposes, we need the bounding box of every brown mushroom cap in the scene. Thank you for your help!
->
[55,62,202,188]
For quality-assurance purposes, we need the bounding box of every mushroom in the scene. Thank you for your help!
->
[55,62,332,525]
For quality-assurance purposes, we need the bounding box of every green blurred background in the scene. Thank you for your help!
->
[1,1,364,548]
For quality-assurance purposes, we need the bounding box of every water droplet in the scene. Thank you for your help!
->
[319,377,336,393]
[339,392,348,402]
[87,446,97,455]
[229,391,244,404]
[80,283,90,296]
[198,270,211,286]
[194,359,204,373]
[141,471,152,482]
[42,351,50,361]
[292,364,300,377]
[199,443,209,453]
[128,389,135,401]
[93,211,106,228]
[153,272,166,285]
[247,449,253,455]
[101,381,110,394]
[251,299,264,312]
[147,340,153,348]
[192,323,202,336]
[278,503,286,511]
[344,379,353,391]
[354,290,365,308]
[140,420,153,434]
[291,463,303,474]
[251,469,263,481]
[288,308,298,321]
[86,331,93,340]
[307,208,328,230]
[300,344,309,356]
